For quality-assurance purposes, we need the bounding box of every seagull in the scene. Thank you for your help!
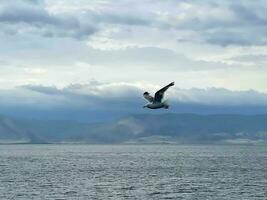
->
[143,82,174,109]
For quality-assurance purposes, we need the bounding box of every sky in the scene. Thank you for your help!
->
[1,0,267,121]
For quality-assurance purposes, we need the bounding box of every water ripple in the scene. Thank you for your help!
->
[0,144,266,199]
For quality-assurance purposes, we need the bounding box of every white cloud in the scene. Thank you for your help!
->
[0,0,267,93]
[16,81,267,107]
[23,68,47,74]
[1,81,267,121]
[0,0,97,39]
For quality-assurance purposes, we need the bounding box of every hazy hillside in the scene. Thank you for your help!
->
[0,114,267,144]
[0,115,29,142]
[116,114,267,144]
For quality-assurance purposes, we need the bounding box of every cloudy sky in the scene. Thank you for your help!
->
[1,0,267,121]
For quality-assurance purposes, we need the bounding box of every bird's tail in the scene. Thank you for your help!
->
[163,100,170,109]
[163,99,169,106]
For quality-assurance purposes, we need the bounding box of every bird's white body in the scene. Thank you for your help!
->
[144,101,169,109]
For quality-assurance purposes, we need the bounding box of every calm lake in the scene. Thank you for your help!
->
[0,144,266,199]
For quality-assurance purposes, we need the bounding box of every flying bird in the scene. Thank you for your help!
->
[143,82,174,109]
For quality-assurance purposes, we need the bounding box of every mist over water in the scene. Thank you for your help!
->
[0,144,266,199]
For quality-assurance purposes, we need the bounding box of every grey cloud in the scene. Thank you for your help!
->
[9,83,143,122]
[2,82,267,122]
[21,83,142,101]
[102,1,267,47]
[0,3,58,25]
[0,0,155,40]
[22,0,42,4]
[197,2,267,46]
[0,60,9,66]
[204,31,253,46]
[231,3,267,26]
[88,11,153,26]
[3,0,267,46]
[229,54,267,65]
[2,0,267,46]
[175,87,267,106]
[0,1,97,39]
[144,1,267,46]
[204,3,267,46]
[104,1,267,46]
[19,85,62,95]
[17,82,267,107]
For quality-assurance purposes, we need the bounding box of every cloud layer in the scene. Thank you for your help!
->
[1,82,267,122]
[1,0,267,117]
[0,0,97,39]
[2,0,267,46]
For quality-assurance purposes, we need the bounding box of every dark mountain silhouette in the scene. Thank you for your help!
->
[0,114,267,144]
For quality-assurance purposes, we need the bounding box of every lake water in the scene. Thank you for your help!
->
[0,144,266,199]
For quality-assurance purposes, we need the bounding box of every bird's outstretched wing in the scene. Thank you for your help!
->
[154,82,174,102]
[143,92,154,102]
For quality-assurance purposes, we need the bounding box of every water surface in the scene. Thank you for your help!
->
[0,144,266,199]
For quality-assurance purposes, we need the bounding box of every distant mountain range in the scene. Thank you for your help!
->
[0,114,267,144]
